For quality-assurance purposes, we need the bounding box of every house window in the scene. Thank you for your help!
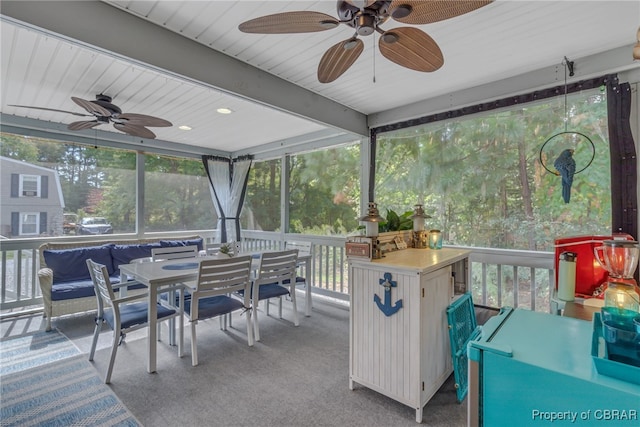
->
[20,213,39,235]
[20,175,40,197]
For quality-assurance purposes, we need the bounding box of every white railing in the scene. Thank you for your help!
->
[466,246,554,312]
[0,230,555,315]
[240,231,555,311]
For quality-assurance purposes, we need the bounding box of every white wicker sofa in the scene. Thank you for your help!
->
[38,235,203,331]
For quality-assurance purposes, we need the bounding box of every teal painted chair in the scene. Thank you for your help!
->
[446,292,481,402]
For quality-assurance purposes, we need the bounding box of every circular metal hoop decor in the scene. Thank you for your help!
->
[539,131,595,175]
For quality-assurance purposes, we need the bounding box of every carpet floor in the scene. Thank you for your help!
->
[1,296,486,426]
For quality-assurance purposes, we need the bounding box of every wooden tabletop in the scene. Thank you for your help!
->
[562,301,599,322]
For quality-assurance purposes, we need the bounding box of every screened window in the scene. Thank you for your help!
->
[374,88,611,251]
[289,144,361,235]
[242,159,281,232]
[1,133,136,236]
[144,155,216,232]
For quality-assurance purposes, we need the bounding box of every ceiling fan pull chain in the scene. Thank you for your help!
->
[372,37,376,83]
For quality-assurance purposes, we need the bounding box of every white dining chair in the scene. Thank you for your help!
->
[284,240,312,292]
[87,258,182,383]
[184,255,254,366]
[245,249,299,341]
[151,245,199,349]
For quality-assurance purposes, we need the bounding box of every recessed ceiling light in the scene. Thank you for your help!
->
[216,107,233,114]
[178,125,192,131]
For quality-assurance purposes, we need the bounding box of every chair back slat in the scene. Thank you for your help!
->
[190,256,252,321]
[151,245,199,261]
[86,258,116,308]
[255,249,298,286]
[285,241,312,257]
[195,255,253,297]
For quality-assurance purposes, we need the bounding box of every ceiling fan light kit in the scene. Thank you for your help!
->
[238,0,493,83]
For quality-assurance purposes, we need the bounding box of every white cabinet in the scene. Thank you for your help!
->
[348,248,470,423]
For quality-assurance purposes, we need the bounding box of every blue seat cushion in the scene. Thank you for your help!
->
[51,276,146,301]
[104,302,176,330]
[184,295,244,320]
[238,283,289,301]
[44,244,115,283]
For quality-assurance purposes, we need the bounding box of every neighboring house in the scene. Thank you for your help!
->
[1,156,65,237]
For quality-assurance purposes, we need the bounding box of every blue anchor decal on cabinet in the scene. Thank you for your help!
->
[374,272,403,316]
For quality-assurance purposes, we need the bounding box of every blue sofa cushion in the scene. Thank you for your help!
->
[160,238,203,251]
[44,244,115,283]
[51,275,119,301]
[51,276,146,301]
[111,242,162,273]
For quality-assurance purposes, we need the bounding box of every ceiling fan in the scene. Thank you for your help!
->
[10,94,172,139]
[238,0,493,83]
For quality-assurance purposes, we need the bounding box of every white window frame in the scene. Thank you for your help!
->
[19,174,40,197]
[20,212,39,236]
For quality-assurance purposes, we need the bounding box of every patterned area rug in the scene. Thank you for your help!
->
[0,329,81,376]
[0,330,141,427]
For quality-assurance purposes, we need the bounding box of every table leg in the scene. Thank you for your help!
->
[148,284,158,373]
[168,289,176,346]
[304,257,312,317]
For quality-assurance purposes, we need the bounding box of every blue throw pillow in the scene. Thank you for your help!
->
[160,238,203,251]
[43,244,114,283]
[111,242,162,272]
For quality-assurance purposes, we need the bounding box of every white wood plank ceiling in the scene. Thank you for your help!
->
[1,1,639,156]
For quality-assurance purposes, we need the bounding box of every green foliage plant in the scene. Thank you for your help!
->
[378,209,414,232]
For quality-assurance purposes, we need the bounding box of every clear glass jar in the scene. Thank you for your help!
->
[604,282,640,314]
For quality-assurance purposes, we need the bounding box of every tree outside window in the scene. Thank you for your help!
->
[375,88,611,252]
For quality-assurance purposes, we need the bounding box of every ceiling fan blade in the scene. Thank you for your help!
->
[239,11,339,34]
[389,0,493,25]
[113,123,157,139]
[71,96,112,117]
[379,27,444,72]
[117,113,172,127]
[9,104,93,117]
[67,120,101,131]
[317,38,364,83]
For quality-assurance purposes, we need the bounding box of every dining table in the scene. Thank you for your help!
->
[119,251,312,373]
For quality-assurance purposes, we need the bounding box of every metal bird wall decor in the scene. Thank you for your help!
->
[538,57,595,204]
[553,149,576,204]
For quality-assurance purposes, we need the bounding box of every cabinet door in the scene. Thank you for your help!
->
[350,266,421,404]
[420,266,454,402]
